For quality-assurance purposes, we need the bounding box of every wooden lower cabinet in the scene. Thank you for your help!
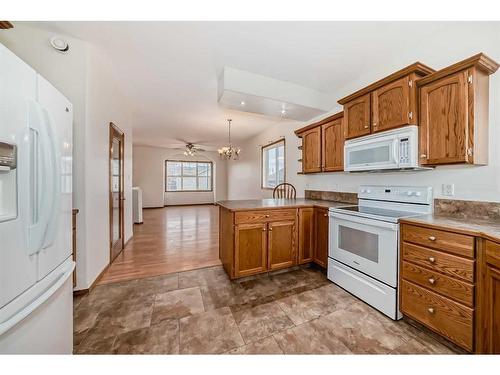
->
[314,208,329,268]
[234,223,267,278]
[268,220,296,271]
[477,240,500,353]
[298,208,314,264]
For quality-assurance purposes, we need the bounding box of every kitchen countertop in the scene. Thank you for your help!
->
[401,214,500,244]
[216,198,353,211]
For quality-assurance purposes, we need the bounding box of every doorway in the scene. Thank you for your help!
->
[109,122,125,263]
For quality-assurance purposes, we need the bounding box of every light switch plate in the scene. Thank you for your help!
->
[442,183,455,196]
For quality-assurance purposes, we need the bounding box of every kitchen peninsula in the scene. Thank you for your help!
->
[217,198,352,279]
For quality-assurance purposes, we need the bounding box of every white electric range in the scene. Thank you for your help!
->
[327,185,433,320]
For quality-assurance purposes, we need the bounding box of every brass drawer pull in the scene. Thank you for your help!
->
[428,278,436,285]
[364,125,369,129]
[428,236,436,241]
[265,214,270,218]
[427,307,435,314]
[428,257,436,263]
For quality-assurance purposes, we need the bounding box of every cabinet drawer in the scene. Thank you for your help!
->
[234,209,296,224]
[401,280,474,351]
[402,242,475,283]
[402,224,474,258]
[401,261,474,307]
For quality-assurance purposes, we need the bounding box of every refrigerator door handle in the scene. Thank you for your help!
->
[39,107,60,250]
[27,101,53,255]
[0,260,74,336]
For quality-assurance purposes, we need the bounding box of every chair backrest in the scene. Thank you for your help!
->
[273,183,297,199]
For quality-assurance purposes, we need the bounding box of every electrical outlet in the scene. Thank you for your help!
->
[442,183,455,196]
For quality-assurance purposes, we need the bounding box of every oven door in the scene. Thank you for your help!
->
[344,135,399,172]
[329,212,399,287]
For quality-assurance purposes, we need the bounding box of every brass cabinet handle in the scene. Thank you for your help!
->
[428,236,436,241]
[324,213,328,217]
[364,125,369,129]
[428,278,436,285]
[262,228,266,232]
[427,307,435,314]
[420,154,427,158]
[428,257,436,263]
[269,227,273,231]
[265,214,270,218]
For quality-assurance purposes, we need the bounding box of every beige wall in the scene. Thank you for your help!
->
[133,145,227,207]
[228,22,500,203]
[0,24,134,290]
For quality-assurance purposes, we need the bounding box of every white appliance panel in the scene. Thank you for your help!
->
[0,43,38,308]
[35,75,73,280]
[328,258,401,320]
[329,211,399,287]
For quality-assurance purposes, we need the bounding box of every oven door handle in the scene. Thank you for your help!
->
[329,212,399,231]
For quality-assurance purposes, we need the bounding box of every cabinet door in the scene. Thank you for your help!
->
[268,220,296,271]
[321,118,344,171]
[302,127,322,173]
[343,93,371,139]
[235,223,267,277]
[372,76,411,133]
[419,71,469,165]
[298,208,314,264]
[314,208,329,268]
[482,240,500,353]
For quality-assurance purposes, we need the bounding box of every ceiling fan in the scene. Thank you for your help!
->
[171,142,206,156]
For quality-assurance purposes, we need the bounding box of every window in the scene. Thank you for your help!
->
[165,160,213,192]
[261,139,285,189]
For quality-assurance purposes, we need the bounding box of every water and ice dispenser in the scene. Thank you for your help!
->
[0,142,17,222]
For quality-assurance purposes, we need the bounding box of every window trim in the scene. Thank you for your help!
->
[260,138,286,190]
[165,160,214,192]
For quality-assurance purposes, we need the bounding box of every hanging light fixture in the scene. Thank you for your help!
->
[218,119,241,160]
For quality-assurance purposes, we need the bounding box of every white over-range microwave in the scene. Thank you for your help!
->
[344,125,429,172]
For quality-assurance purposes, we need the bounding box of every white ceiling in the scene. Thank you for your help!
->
[26,21,449,149]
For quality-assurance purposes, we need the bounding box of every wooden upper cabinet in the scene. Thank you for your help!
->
[301,126,322,173]
[295,111,344,174]
[268,220,296,271]
[234,223,267,278]
[321,115,344,171]
[343,93,371,139]
[338,62,435,140]
[371,76,412,133]
[419,71,469,165]
[418,54,499,166]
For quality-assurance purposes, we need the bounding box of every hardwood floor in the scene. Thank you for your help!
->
[98,205,221,285]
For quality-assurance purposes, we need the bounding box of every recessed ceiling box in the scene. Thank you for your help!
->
[218,67,333,121]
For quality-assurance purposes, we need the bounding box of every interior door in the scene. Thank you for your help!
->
[344,93,371,139]
[321,118,344,171]
[371,76,411,133]
[36,74,73,280]
[419,71,468,165]
[268,220,296,271]
[109,123,124,262]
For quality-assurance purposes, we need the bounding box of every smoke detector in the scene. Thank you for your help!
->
[50,36,69,53]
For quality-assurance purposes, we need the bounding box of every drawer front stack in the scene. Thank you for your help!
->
[401,223,476,351]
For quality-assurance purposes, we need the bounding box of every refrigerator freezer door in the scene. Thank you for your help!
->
[0,43,38,308]
[36,75,73,280]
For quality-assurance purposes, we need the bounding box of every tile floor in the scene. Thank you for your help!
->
[73,265,457,354]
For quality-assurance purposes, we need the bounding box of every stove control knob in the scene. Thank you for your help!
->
[407,191,413,196]
[414,192,421,197]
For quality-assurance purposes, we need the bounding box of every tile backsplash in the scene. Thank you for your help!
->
[305,190,358,204]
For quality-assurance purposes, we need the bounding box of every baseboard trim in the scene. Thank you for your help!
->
[73,263,110,296]
[163,203,216,207]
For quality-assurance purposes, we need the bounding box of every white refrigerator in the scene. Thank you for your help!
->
[0,43,74,354]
